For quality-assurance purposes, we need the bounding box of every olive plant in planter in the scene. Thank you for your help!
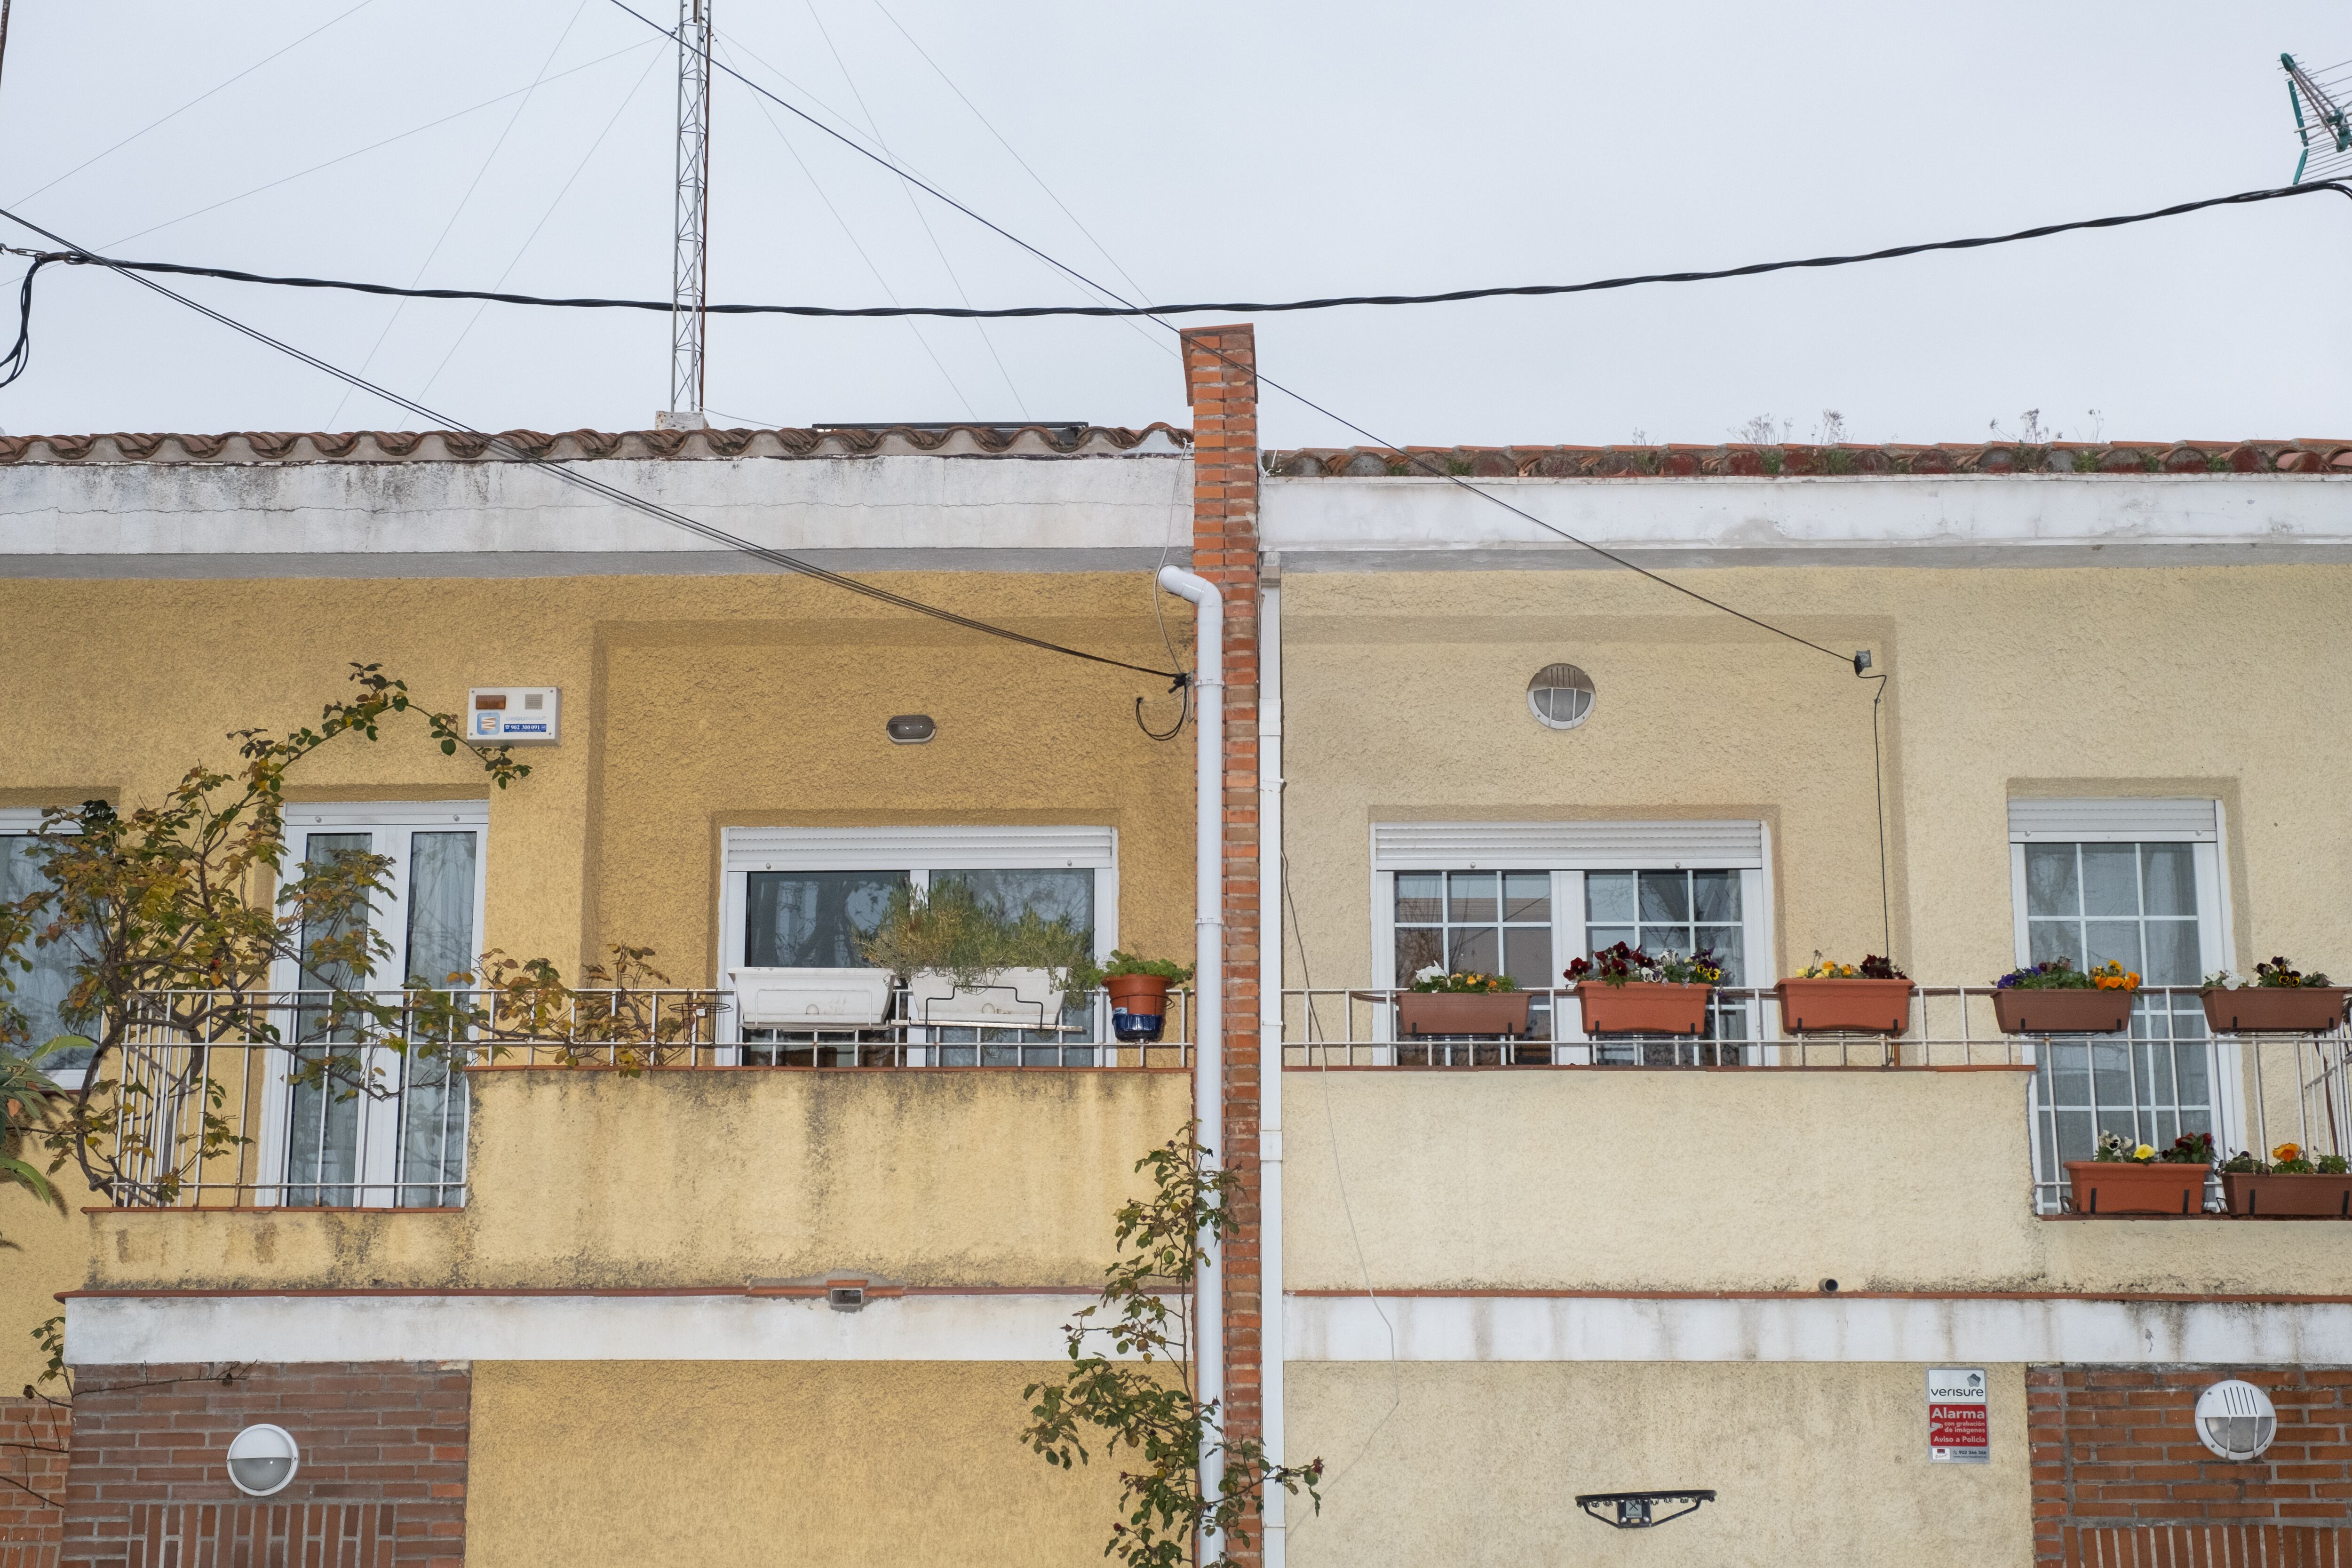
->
[2064,1130,2213,1216]
[1564,943,1721,1036]
[858,879,1094,1030]
[1992,958,2140,1035]
[2219,1143,2352,1218]
[1773,953,1913,1035]
[2201,958,2349,1035]
[1396,967,1529,1038]
[1068,951,1194,1043]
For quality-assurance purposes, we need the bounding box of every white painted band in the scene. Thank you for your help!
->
[66,1292,1106,1366]
[1286,1293,2352,1365]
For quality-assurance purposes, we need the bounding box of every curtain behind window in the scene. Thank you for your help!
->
[0,835,95,1069]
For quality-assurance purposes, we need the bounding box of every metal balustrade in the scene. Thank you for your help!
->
[89,987,1192,1209]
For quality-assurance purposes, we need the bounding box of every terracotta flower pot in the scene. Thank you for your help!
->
[2201,987,2351,1035]
[1993,989,2135,1035]
[1573,982,1711,1036]
[2063,1161,2211,1216]
[2220,1171,2352,1218]
[1397,990,1533,1038]
[1773,978,1915,1035]
[1106,973,1172,1043]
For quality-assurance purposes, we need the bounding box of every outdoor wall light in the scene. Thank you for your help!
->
[1573,1490,1716,1529]
[225,1423,300,1497]
[886,714,937,744]
[2195,1379,2278,1461]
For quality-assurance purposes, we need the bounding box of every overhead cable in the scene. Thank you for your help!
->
[0,209,1184,685]
[12,182,2347,321]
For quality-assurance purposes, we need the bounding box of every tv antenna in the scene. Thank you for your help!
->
[661,0,713,430]
[2281,53,2352,185]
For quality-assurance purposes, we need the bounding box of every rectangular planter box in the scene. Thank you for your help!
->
[1773,978,1915,1035]
[2201,987,2351,1035]
[907,967,1063,1030]
[1573,982,1711,1037]
[2220,1172,2352,1217]
[2063,1161,2211,1216]
[728,967,895,1027]
[1396,990,1534,1038]
[1993,988,2135,1035]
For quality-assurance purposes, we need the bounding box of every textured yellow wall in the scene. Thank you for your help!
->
[87,1068,1192,1290]
[1281,564,2352,989]
[467,1361,1134,1568]
[1287,1361,2031,1568]
[0,1161,88,1392]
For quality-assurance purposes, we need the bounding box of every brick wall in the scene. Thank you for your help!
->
[1,1396,68,1568]
[2032,1366,2352,1567]
[61,1361,468,1568]
[1183,322,1263,1564]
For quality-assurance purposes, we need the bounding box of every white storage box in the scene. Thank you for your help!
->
[729,967,896,1027]
[906,968,1064,1030]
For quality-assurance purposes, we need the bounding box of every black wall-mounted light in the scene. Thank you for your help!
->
[886,714,937,744]
[1574,1490,1716,1529]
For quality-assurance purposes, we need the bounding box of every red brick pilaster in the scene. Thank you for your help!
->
[1184,324,1262,1561]
[0,1396,69,1568]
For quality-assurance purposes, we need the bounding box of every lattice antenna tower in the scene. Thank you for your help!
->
[666,0,713,427]
[2282,53,2352,185]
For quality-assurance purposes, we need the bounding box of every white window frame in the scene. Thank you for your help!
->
[718,825,1120,1060]
[1369,820,1776,1061]
[261,801,491,1208]
[2007,797,2241,1194]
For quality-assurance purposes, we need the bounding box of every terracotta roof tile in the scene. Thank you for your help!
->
[1264,441,2352,478]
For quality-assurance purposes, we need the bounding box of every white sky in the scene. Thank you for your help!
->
[1,0,2346,447]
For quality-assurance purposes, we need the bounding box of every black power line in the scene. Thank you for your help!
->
[6,182,2344,321]
[0,211,1184,685]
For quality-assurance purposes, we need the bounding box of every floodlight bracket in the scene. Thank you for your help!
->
[1573,1489,1716,1529]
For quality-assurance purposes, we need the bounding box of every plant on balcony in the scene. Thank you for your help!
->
[1564,943,1720,1036]
[1990,958,2140,1035]
[2063,1130,2213,1216]
[1021,1120,1323,1567]
[857,878,1096,1023]
[0,1036,68,1246]
[2217,1142,2352,1217]
[1069,951,1195,1043]
[2200,958,2350,1035]
[1774,952,1914,1035]
[1396,965,1531,1038]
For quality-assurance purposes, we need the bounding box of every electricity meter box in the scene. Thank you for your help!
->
[469,687,562,745]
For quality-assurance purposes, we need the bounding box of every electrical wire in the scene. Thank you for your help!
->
[0,208,1184,685]
[25,181,2348,324]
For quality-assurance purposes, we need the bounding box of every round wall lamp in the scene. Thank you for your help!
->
[225,1423,300,1497]
[886,714,937,745]
[1527,663,1595,730]
[2195,1379,2278,1461]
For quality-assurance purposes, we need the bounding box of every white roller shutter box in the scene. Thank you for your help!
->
[1371,820,1765,871]
[723,824,1116,873]
[2006,799,2218,844]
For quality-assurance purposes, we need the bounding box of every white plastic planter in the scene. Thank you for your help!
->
[728,967,896,1027]
[906,967,1063,1029]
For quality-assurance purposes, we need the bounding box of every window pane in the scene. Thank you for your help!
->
[297,833,375,995]
[1585,873,1635,923]
[1396,927,1444,983]
[1692,870,1740,924]
[946,868,1094,935]
[1586,925,1635,956]
[2141,844,2197,918]
[1502,873,1550,923]
[0,836,88,1064]
[2144,920,2201,987]
[2081,844,2139,918]
[1638,871,1690,925]
[403,833,478,988]
[1695,926,1742,985]
[1447,873,1498,924]
[1448,928,1500,977]
[745,872,906,968]
[1502,928,1549,990]
[2084,921,2143,976]
[1396,873,1442,923]
[2025,845,2079,918]
[2029,920,2084,969]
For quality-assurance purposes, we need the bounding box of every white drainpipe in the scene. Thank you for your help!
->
[1257,565,1287,1567]
[1156,564,1224,1552]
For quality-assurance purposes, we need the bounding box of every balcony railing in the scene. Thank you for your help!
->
[1283,985,2352,1214]
[94,987,1193,1209]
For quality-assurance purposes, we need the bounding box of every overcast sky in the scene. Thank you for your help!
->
[1,1,2346,447]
